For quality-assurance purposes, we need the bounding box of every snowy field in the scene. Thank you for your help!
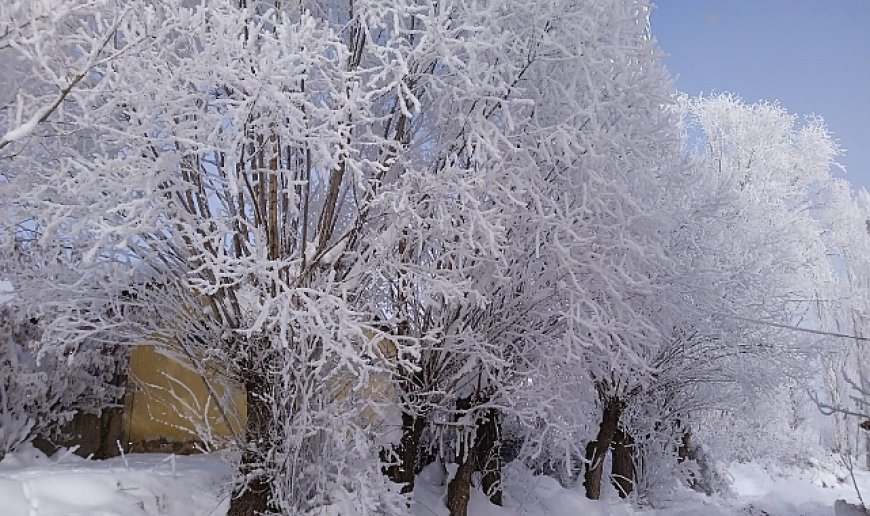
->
[1,445,866,516]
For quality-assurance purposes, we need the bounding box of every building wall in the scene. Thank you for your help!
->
[332,333,400,429]
[124,344,246,452]
[79,331,398,454]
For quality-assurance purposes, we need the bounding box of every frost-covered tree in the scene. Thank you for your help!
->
[570,93,842,501]
[367,0,704,511]
[815,181,870,468]
[656,94,842,483]
[1,0,698,513]
[0,265,126,460]
[3,0,435,512]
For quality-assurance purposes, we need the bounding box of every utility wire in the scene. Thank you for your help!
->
[720,314,870,342]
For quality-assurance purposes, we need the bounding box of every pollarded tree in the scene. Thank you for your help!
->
[494,3,692,502]
[368,2,705,512]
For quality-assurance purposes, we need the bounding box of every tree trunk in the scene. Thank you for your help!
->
[229,473,272,516]
[383,340,428,494]
[447,439,476,516]
[446,398,503,514]
[584,397,622,500]
[610,428,634,498]
[447,396,475,516]
[383,411,427,493]
[860,363,870,471]
[229,375,274,516]
[475,408,502,506]
[677,427,694,463]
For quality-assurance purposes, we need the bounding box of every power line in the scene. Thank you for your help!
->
[721,314,870,342]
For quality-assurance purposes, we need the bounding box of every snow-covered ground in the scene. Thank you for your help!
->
[412,460,869,516]
[0,445,867,516]
[0,445,232,516]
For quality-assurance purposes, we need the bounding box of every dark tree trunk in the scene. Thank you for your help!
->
[383,411,427,493]
[677,428,694,462]
[446,398,503,514]
[610,428,634,498]
[229,375,274,516]
[447,439,477,516]
[447,396,475,516]
[381,320,431,494]
[230,474,272,516]
[584,397,623,500]
[475,409,502,506]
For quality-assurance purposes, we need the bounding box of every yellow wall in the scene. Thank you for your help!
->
[125,344,246,449]
[124,332,398,450]
[332,333,400,428]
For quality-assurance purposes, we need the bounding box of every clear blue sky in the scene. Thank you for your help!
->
[650,1,870,190]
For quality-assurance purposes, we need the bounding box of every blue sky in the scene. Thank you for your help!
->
[650,1,870,190]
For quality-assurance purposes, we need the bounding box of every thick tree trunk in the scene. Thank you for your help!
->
[584,397,622,500]
[383,341,428,494]
[610,428,634,498]
[229,473,272,516]
[475,409,502,506]
[677,428,693,463]
[383,411,427,493]
[446,399,502,514]
[229,376,274,516]
[447,396,475,516]
[447,440,476,516]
